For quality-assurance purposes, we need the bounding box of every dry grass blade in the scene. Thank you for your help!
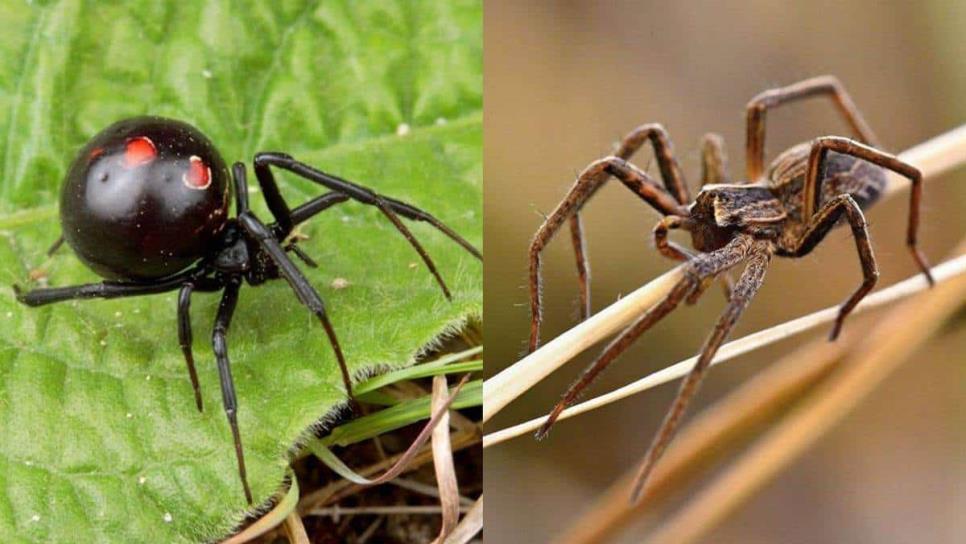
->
[298,428,482,514]
[558,240,966,543]
[482,124,966,424]
[304,505,468,517]
[221,474,299,544]
[556,339,848,544]
[483,255,966,447]
[645,239,966,544]
[431,375,460,544]
[443,496,484,544]
[312,374,471,487]
[281,512,310,544]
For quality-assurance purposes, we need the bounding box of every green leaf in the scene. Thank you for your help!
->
[0,1,481,542]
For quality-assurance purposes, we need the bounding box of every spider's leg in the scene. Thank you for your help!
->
[283,242,318,268]
[372,197,453,299]
[528,156,686,352]
[253,153,480,258]
[564,124,692,320]
[615,123,690,204]
[804,136,933,285]
[697,133,737,297]
[568,214,591,320]
[630,243,772,503]
[232,162,338,268]
[288,192,350,227]
[46,235,65,257]
[746,75,879,181]
[210,276,253,505]
[251,154,479,299]
[700,132,731,185]
[177,283,204,412]
[785,193,879,340]
[535,235,756,439]
[236,212,353,399]
[15,268,199,307]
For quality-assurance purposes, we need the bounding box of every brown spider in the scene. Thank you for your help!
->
[526,76,935,502]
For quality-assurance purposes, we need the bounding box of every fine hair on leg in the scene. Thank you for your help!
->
[631,243,772,503]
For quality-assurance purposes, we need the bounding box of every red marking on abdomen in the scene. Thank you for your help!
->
[124,137,157,167]
[89,147,105,161]
[183,155,212,190]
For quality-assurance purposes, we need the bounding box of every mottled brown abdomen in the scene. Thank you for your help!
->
[766,142,887,221]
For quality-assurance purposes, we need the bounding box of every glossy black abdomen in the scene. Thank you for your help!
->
[60,117,231,280]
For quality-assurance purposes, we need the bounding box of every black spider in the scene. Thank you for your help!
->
[15,116,481,503]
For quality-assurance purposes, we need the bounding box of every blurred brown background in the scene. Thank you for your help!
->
[483,1,965,543]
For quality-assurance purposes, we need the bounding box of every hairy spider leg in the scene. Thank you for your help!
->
[527,156,686,353]
[210,276,253,505]
[567,124,692,322]
[700,132,731,185]
[745,75,880,181]
[534,235,757,439]
[568,213,592,321]
[231,166,353,400]
[785,193,878,340]
[615,123,691,204]
[804,136,933,285]
[630,243,771,503]
[251,152,481,299]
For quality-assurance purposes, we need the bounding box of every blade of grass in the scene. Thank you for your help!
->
[317,380,481,448]
[430,375,461,544]
[310,376,473,487]
[355,346,483,395]
[281,512,310,544]
[482,124,966,424]
[298,427,482,514]
[356,360,483,406]
[222,473,299,544]
[443,496,483,544]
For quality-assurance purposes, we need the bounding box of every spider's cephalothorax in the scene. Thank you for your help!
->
[16,116,482,504]
[526,76,934,503]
